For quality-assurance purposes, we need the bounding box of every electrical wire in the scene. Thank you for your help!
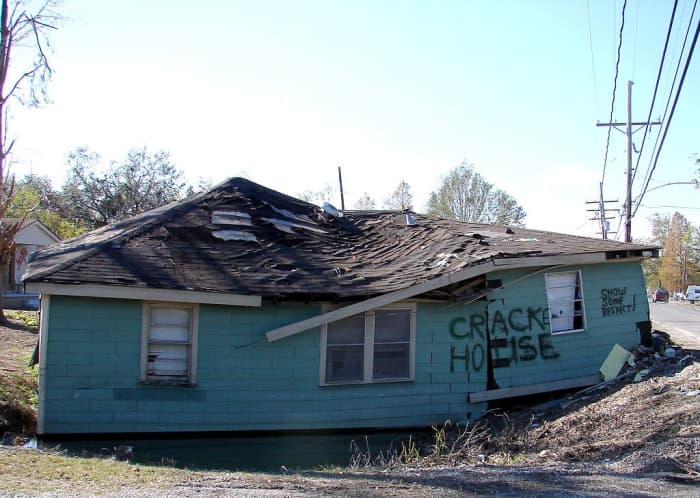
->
[629,0,679,188]
[634,0,697,209]
[640,205,700,210]
[631,0,640,78]
[633,11,700,217]
[600,0,627,186]
[586,0,600,119]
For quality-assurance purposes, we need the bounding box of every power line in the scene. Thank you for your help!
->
[586,0,600,118]
[634,0,697,213]
[600,0,627,186]
[634,11,700,216]
[629,0,679,188]
[631,0,640,78]
[641,205,700,210]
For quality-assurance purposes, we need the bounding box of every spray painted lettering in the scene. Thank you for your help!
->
[450,343,485,372]
[449,307,548,339]
[600,287,637,316]
[490,334,560,368]
[449,306,560,372]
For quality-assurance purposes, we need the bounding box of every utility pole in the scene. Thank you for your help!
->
[586,182,618,239]
[596,80,661,242]
[337,166,345,211]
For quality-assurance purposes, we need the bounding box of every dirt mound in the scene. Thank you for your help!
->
[474,344,700,480]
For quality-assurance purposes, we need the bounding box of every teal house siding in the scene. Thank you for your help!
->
[42,296,491,434]
[485,261,649,390]
[39,260,650,435]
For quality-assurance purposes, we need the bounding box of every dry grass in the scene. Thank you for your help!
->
[0,321,38,435]
[0,446,188,495]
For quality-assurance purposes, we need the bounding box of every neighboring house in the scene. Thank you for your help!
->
[2,218,60,310]
[24,178,657,436]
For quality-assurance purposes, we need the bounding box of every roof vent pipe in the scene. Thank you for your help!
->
[323,202,340,218]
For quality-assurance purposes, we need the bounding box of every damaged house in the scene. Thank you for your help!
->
[24,178,657,435]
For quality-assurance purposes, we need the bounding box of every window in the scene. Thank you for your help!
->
[545,271,585,334]
[140,303,198,385]
[321,304,415,385]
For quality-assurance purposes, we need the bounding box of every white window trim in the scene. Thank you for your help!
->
[545,270,586,335]
[319,302,416,386]
[139,302,199,385]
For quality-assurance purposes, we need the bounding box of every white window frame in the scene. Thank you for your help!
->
[319,303,416,386]
[139,302,199,385]
[545,270,586,335]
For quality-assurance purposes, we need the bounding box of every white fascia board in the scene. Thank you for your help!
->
[265,261,496,342]
[37,295,50,435]
[25,283,261,307]
[492,253,606,268]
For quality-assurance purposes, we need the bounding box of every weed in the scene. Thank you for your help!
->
[4,311,39,330]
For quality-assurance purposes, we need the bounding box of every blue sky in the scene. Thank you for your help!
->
[11,0,700,239]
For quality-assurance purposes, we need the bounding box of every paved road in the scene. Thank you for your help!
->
[649,301,700,348]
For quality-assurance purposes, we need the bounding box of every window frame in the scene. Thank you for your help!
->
[319,302,416,386]
[545,270,586,335]
[139,302,199,386]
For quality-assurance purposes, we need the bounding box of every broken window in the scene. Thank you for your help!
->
[545,271,586,334]
[140,303,198,385]
[321,304,415,385]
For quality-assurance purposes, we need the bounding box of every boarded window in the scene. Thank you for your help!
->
[545,271,585,334]
[322,305,415,385]
[141,303,198,384]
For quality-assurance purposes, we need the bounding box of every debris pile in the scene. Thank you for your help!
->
[471,333,699,479]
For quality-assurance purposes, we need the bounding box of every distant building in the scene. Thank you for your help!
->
[4,218,60,293]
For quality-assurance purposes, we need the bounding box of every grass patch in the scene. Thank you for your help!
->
[4,310,39,330]
[0,447,188,495]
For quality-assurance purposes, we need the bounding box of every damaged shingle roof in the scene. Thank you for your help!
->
[24,177,656,300]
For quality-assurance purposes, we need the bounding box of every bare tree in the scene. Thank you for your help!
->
[297,183,338,206]
[353,192,376,210]
[0,0,60,324]
[383,180,413,210]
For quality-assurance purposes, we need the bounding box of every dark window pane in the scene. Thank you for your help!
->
[325,345,364,382]
[327,314,365,345]
[375,309,410,342]
[373,343,410,380]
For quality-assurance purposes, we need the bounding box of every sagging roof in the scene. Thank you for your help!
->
[24,177,656,300]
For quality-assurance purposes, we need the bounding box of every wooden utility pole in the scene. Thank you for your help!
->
[596,81,661,242]
[586,182,618,239]
[337,166,345,211]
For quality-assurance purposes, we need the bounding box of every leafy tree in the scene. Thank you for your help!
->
[641,213,670,287]
[427,161,526,226]
[353,192,376,210]
[9,175,84,239]
[658,212,699,294]
[62,146,186,229]
[0,0,60,323]
[383,180,412,210]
